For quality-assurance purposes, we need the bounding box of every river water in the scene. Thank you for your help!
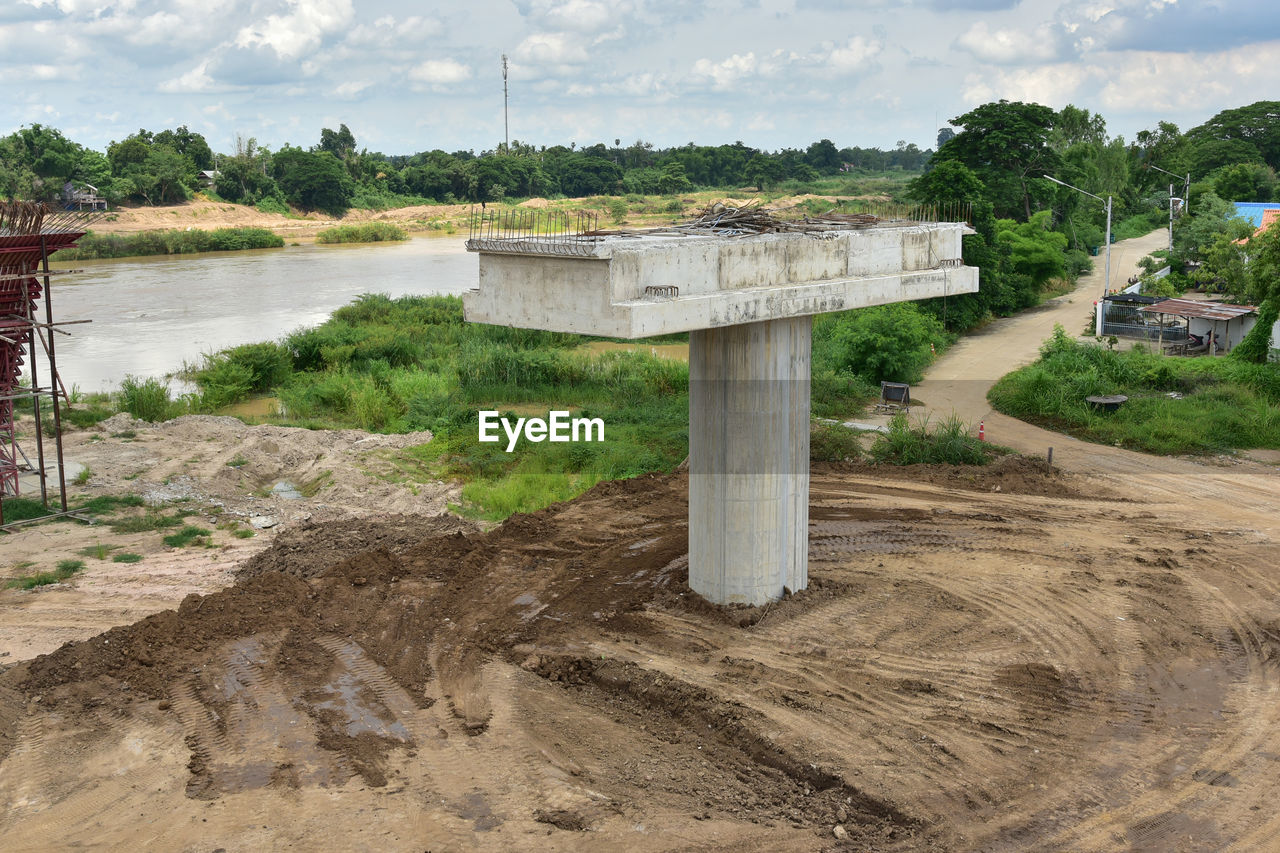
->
[42,237,475,393]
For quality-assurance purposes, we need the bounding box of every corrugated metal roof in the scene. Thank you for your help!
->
[1137,299,1257,321]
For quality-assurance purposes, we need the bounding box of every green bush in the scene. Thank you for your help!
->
[191,341,293,407]
[811,422,863,462]
[118,375,172,422]
[869,414,991,465]
[315,223,408,244]
[813,303,947,384]
[53,228,283,260]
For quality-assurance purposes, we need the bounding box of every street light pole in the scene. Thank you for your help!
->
[1045,174,1111,336]
[1148,162,1191,216]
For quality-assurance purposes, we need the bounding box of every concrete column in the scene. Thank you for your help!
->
[688,317,810,605]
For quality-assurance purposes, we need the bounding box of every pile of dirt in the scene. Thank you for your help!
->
[234,513,480,581]
[814,454,1099,499]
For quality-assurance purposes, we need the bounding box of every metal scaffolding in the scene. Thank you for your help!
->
[0,201,98,528]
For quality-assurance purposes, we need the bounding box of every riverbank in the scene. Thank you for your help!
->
[85,190,890,241]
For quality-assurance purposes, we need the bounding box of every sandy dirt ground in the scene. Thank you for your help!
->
[0,414,462,661]
[3,230,1280,851]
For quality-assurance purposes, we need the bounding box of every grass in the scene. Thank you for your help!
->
[74,465,93,485]
[119,375,173,422]
[869,414,996,466]
[988,326,1280,454]
[52,227,284,260]
[112,553,143,564]
[6,559,86,589]
[315,223,408,243]
[78,494,145,515]
[78,542,117,560]
[110,512,186,534]
[811,422,864,462]
[1,496,50,523]
[162,525,211,548]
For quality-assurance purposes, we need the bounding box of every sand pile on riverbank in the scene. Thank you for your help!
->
[5,451,1280,849]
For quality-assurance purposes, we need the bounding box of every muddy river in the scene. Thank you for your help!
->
[42,237,474,393]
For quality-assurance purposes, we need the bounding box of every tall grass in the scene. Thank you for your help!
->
[869,414,993,465]
[118,375,173,422]
[315,223,408,243]
[53,228,283,260]
[989,326,1280,454]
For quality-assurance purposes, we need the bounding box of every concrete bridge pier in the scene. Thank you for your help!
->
[689,316,811,605]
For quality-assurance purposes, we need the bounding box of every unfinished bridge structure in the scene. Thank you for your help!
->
[0,202,95,526]
[464,204,978,605]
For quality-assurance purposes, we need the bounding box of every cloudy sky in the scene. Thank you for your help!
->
[2,0,1278,157]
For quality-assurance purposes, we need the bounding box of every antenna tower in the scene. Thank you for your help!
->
[502,54,509,153]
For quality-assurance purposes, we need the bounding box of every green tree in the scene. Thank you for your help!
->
[806,138,841,174]
[994,211,1069,286]
[813,303,946,384]
[272,148,354,215]
[1212,162,1277,202]
[153,126,214,171]
[745,154,786,190]
[907,160,985,205]
[657,162,692,195]
[933,100,1060,220]
[1187,100,1280,171]
[319,124,357,162]
[1051,105,1107,151]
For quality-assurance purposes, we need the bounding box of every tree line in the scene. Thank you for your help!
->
[0,123,931,217]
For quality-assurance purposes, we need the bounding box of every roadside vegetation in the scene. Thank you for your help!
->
[989,326,1280,455]
[51,227,282,260]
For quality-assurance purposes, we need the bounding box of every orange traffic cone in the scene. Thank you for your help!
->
[978,420,985,441]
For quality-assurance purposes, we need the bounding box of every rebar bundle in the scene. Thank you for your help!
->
[465,208,602,256]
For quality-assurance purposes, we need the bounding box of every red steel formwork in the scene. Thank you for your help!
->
[0,202,93,525]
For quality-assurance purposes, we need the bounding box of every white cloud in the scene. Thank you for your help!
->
[514,31,590,65]
[523,0,629,34]
[1096,44,1272,113]
[234,0,354,61]
[691,52,760,90]
[961,63,1090,107]
[159,61,217,93]
[333,80,372,99]
[954,21,1070,65]
[825,35,883,71]
[407,59,473,87]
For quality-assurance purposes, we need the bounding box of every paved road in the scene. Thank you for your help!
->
[905,229,1280,534]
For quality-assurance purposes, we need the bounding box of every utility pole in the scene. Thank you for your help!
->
[502,54,509,154]
[1045,174,1111,336]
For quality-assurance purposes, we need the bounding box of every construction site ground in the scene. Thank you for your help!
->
[4,230,1280,851]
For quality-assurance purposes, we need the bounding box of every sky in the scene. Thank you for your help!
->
[2,0,1279,158]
